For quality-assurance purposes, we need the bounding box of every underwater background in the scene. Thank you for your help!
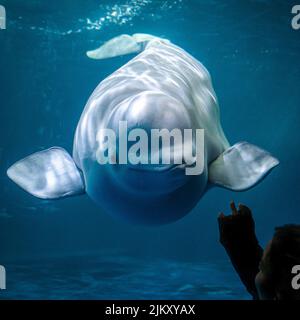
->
[0,0,299,299]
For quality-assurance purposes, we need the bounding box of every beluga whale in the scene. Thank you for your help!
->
[7,34,279,225]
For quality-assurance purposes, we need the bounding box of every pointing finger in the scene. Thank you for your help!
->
[230,201,238,215]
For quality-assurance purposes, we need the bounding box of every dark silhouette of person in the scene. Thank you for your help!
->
[218,201,300,300]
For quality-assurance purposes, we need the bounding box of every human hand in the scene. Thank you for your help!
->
[218,201,256,246]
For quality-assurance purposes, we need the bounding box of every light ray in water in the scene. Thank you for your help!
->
[7,0,183,36]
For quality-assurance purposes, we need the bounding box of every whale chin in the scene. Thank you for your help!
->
[84,162,207,225]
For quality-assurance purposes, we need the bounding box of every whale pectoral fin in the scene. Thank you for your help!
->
[208,142,279,191]
[7,147,85,199]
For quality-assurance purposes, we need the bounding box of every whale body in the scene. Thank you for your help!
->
[7,34,279,225]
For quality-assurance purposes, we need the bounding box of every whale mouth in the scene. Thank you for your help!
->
[106,161,190,195]
[126,162,185,172]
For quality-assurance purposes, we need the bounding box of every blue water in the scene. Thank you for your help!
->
[0,0,299,299]
[1,253,249,300]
